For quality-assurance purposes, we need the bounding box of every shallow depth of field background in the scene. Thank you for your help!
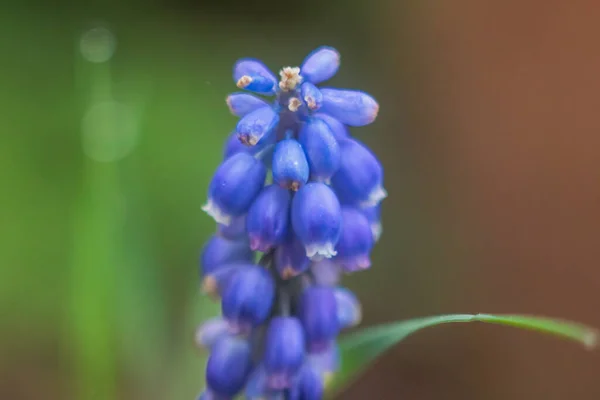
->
[2,1,600,399]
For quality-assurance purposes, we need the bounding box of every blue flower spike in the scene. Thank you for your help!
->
[197,46,384,399]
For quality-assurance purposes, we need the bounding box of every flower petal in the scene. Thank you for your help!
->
[233,58,277,95]
[300,46,340,84]
[320,88,379,126]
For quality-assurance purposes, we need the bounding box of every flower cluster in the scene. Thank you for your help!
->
[196,46,385,400]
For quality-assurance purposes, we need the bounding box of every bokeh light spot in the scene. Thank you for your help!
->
[80,27,116,63]
[81,101,139,162]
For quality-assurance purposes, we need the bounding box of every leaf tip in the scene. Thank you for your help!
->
[583,329,598,350]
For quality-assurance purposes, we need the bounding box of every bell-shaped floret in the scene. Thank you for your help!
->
[333,207,374,271]
[320,88,379,126]
[272,138,309,191]
[300,46,340,85]
[227,92,269,117]
[203,152,266,225]
[233,59,277,95]
[291,183,342,259]
[299,286,340,352]
[263,317,306,390]
[289,364,324,400]
[300,82,323,111]
[298,117,341,182]
[334,287,362,329]
[274,235,310,279]
[194,317,231,350]
[206,336,253,398]
[246,185,291,252]
[221,265,275,333]
[330,139,386,208]
[236,106,279,147]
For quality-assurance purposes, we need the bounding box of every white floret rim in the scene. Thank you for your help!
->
[202,198,232,226]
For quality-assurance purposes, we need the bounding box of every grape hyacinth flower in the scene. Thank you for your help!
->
[197,46,385,400]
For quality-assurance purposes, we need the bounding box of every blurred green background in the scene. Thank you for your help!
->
[3,1,600,399]
[1,2,415,399]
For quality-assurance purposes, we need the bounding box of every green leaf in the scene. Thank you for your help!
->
[327,313,597,397]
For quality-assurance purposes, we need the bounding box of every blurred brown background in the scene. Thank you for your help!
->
[350,1,600,399]
[1,0,599,399]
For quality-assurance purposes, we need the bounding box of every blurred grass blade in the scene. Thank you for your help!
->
[327,313,597,396]
[472,314,598,347]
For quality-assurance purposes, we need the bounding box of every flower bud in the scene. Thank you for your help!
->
[298,118,341,182]
[227,92,269,117]
[291,183,342,259]
[200,235,253,277]
[320,88,379,126]
[300,82,323,111]
[246,185,291,252]
[274,235,310,279]
[299,286,340,352]
[196,390,227,400]
[223,131,262,160]
[245,366,286,400]
[334,287,362,329]
[216,214,247,240]
[310,259,340,286]
[233,59,277,95]
[203,152,266,225]
[236,106,279,146]
[300,46,340,85]
[206,336,252,397]
[221,265,275,332]
[272,139,309,191]
[313,113,349,141]
[306,342,339,373]
[333,208,374,272]
[330,139,386,207]
[201,263,244,298]
[264,317,306,389]
[194,317,230,349]
[289,364,324,400]
[361,205,382,242]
